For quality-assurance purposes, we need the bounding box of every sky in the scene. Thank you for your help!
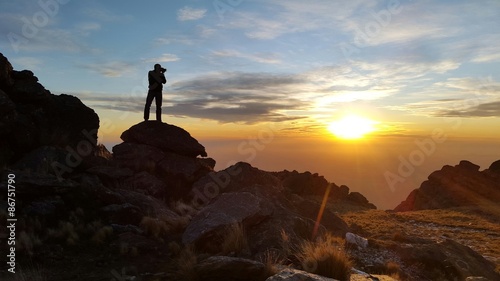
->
[1,0,500,209]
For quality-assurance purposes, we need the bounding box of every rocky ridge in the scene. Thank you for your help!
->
[395,160,500,212]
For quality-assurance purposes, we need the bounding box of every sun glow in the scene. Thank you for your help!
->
[328,115,378,140]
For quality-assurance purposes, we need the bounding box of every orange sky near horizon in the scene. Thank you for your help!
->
[94,109,500,210]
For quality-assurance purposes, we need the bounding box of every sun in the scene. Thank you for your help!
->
[328,115,378,140]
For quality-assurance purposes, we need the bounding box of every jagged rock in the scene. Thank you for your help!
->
[86,165,133,181]
[0,54,100,169]
[290,197,349,236]
[195,256,266,281]
[0,89,15,118]
[115,189,180,220]
[0,53,14,90]
[396,239,500,280]
[101,203,143,225]
[191,162,282,202]
[120,121,207,157]
[123,171,167,198]
[274,170,329,196]
[182,192,272,245]
[395,160,500,211]
[156,151,213,182]
[12,146,68,174]
[9,69,50,103]
[6,170,78,197]
[346,192,376,209]
[266,268,338,281]
[112,142,166,172]
[273,170,376,210]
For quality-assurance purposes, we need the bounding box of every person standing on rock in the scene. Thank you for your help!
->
[144,63,167,122]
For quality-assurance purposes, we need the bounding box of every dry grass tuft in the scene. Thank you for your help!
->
[260,250,283,278]
[140,216,169,239]
[295,233,352,281]
[175,244,199,281]
[91,226,113,244]
[220,222,249,255]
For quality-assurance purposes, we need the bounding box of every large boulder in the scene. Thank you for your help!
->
[182,192,273,245]
[191,162,282,203]
[120,121,207,157]
[113,122,215,199]
[395,160,500,211]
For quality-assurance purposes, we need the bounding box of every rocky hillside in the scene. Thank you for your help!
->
[1,53,498,281]
[395,160,500,212]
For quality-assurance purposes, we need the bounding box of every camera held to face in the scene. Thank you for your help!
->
[160,67,167,73]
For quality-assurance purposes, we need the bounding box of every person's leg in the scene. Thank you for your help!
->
[155,91,163,122]
[144,91,155,121]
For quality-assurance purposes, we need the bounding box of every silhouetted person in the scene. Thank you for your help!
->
[144,63,167,122]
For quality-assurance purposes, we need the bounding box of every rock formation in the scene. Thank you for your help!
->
[395,160,500,212]
[112,121,215,198]
[0,53,100,172]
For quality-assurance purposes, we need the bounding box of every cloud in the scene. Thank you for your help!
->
[9,57,43,70]
[439,101,500,117]
[211,49,281,64]
[144,53,180,63]
[79,71,310,123]
[388,77,500,117]
[177,6,207,21]
[78,61,135,77]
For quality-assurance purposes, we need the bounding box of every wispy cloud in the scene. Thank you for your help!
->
[78,61,135,77]
[144,53,180,63]
[177,6,207,21]
[211,49,281,64]
[82,8,133,22]
[10,57,43,70]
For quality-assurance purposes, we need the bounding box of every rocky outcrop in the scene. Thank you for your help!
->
[0,53,100,171]
[186,162,350,256]
[395,160,500,211]
[120,121,207,157]
[113,121,215,199]
[274,170,376,210]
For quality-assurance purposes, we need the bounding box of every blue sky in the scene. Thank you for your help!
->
[2,0,500,208]
[1,0,500,130]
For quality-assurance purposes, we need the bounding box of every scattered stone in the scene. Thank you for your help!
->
[345,232,368,249]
